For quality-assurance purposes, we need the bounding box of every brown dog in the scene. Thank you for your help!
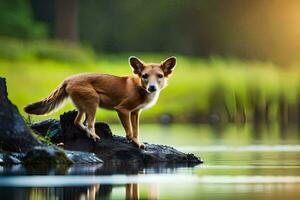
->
[24,56,176,148]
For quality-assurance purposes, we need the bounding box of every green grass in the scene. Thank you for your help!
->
[0,37,95,63]
[1,53,299,124]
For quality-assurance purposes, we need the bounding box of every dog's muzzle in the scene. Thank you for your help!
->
[147,85,157,93]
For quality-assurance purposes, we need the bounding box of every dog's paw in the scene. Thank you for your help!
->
[132,138,145,149]
[91,134,100,142]
[139,143,146,149]
[86,131,100,142]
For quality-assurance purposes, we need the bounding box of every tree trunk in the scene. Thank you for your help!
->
[54,0,78,42]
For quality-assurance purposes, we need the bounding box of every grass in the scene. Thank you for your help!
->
[1,53,299,124]
[0,38,299,123]
[0,37,95,63]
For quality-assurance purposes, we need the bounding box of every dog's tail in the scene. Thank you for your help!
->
[24,82,68,115]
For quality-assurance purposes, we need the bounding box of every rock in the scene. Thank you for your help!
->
[23,146,103,166]
[31,111,203,164]
[0,161,196,176]
[65,150,103,164]
[0,152,22,165]
[0,148,103,166]
[0,77,41,152]
[30,119,60,137]
[22,146,73,166]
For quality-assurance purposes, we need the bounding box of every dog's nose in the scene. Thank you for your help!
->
[148,85,157,93]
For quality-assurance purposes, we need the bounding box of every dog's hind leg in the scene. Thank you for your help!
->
[86,103,100,141]
[74,110,91,134]
[74,110,86,130]
[74,111,83,126]
[69,87,100,141]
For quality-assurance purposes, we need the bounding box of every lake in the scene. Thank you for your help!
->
[0,123,300,199]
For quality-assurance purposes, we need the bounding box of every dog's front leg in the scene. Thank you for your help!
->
[131,110,145,148]
[116,109,133,140]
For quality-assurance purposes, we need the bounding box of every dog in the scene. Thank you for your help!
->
[24,56,176,148]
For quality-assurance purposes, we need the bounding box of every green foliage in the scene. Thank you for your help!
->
[31,40,95,63]
[0,37,32,60]
[78,0,300,65]
[1,51,299,123]
[32,132,53,146]
[0,38,95,63]
[0,0,47,39]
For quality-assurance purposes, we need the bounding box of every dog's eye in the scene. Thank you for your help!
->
[141,74,149,79]
[157,74,163,79]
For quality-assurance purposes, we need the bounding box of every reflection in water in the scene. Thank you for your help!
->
[126,184,139,200]
[0,162,198,177]
[0,183,158,200]
[0,162,175,199]
[1,124,300,199]
[178,144,300,152]
[1,179,300,200]
[87,184,100,200]
[125,183,158,200]
[25,185,104,200]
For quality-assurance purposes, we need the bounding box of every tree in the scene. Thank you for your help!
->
[0,0,47,39]
[54,0,78,42]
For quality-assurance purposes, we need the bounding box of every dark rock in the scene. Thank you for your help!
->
[60,111,113,141]
[33,110,203,164]
[0,77,41,152]
[22,146,103,165]
[65,150,103,164]
[0,149,103,166]
[30,119,60,137]
[0,152,22,165]
[31,119,62,143]
[22,146,73,166]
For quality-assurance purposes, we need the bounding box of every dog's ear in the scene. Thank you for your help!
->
[161,57,176,76]
[129,56,144,76]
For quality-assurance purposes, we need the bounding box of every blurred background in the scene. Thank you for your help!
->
[1,1,300,199]
[0,0,299,127]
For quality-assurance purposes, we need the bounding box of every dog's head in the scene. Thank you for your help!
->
[129,56,176,93]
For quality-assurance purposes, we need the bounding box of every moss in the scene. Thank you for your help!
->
[31,131,53,145]
[22,146,73,166]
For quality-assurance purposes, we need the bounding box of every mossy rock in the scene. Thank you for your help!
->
[22,146,73,166]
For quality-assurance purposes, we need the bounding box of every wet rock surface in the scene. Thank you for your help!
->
[65,150,103,164]
[22,146,73,166]
[31,110,203,164]
[0,152,23,165]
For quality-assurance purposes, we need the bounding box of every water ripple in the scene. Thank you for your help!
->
[1,175,300,186]
[178,145,300,152]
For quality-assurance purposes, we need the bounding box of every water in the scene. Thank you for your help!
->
[1,124,300,199]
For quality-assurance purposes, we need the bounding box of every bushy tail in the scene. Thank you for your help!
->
[24,83,68,115]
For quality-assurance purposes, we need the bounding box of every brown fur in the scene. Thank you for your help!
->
[24,83,67,115]
[24,56,176,148]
